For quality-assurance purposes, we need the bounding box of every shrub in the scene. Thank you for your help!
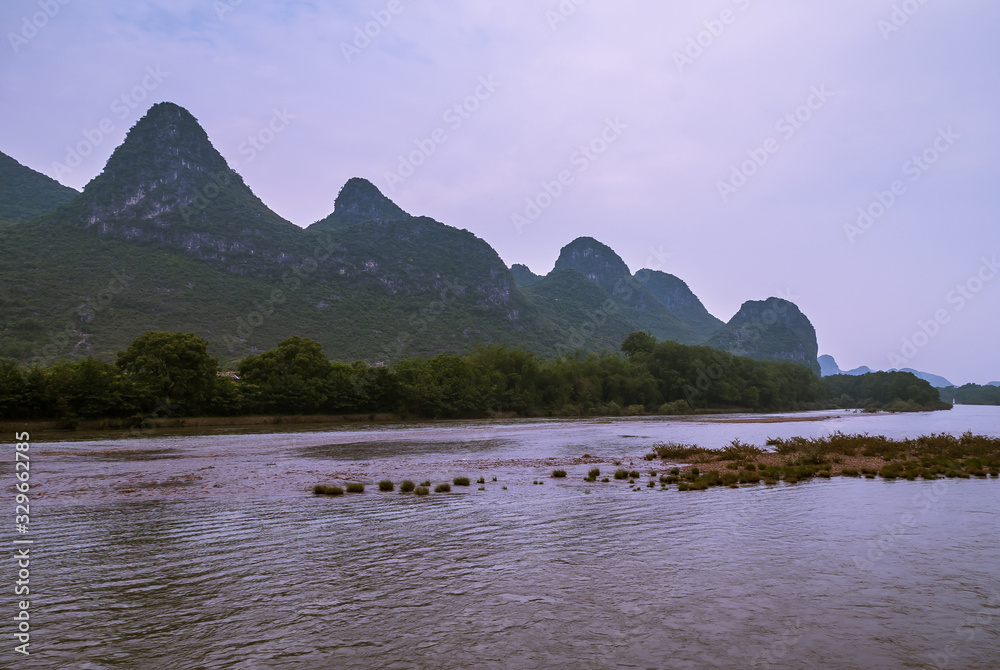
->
[476,477,485,484]
[420,481,431,487]
[551,469,567,478]
[378,480,394,491]
[628,470,640,479]
[415,486,429,496]
[614,469,629,480]
[453,477,471,486]
[435,483,451,493]
[400,480,416,492]
[345,483,365,493]
[588,468,601,479]
[313,484,343,496]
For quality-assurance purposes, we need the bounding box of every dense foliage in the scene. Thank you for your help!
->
[0,331,949,422]
[938,384,1000,406]
[825,372,950,411]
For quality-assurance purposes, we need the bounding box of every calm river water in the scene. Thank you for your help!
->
[10,406,1000,669]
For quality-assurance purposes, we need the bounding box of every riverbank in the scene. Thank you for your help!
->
[1,403,946,441]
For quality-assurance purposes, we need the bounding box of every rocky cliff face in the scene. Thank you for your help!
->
[43,102,304,274]
[708,298,820,374]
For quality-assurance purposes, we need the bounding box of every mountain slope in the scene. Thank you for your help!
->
[510,263,542,287]
[637,270,725,340]
[709,297,820,374]
[519,269,635,353]
[551,237,703,345]
[0,151,78,222]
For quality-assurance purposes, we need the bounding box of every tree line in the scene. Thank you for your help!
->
[0,330,948,422]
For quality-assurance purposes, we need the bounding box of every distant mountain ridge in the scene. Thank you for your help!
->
[0,101,824,374]
[0,150,78,222]
[818,354,954,388]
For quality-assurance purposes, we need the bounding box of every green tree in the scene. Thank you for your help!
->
[116,331,218,415]
[238,336,333,414]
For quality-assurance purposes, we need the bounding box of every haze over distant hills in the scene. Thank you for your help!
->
[1,102,822,372]
[818,354,954,388]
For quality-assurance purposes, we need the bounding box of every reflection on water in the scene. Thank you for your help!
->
[24,406,1000,669]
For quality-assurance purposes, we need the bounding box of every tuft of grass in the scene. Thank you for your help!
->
[378,480,394,492]
[435,483,451,493]
[415,486,429,496]
[628,470,640,479]
[601,477,609,483]
[400,480,416,492]
[614,469,629,480]
[476,477,485,484]
[346,483,365,493]
[551,469,567,478]
[453,477,471,486]
[588,468,601,478]
[419,481,431,487]
[313,484,344,496]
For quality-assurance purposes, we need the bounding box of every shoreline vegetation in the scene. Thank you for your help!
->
[1,331,950,430]
[309,433,1000,497]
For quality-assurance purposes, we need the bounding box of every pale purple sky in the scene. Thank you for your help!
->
[3,0,998,384]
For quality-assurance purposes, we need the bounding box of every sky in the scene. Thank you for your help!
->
[2,0,998,385]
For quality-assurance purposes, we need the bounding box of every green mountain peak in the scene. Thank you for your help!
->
[309,177,410,230]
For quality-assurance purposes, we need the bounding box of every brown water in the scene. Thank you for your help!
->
[10,407,1000,668]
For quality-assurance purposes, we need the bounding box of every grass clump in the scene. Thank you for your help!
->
[453,477,471,486]
[551,469,567,478]
[400,480,416,492]
[435,483,451,493]
[614,469,629,480]
[415,486,429,496]
[345,483,365,493]
[313,484,343,496]
[378,480,394,491]
[419,481,431,487]
[628,470,641,479]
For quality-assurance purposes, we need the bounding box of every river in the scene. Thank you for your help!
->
[11,405,1000,668]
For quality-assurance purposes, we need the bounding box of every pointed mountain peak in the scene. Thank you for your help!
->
[309,177,409,231]
[93,102,228,187]
[44,102,300,273]
[552,237,631,288]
